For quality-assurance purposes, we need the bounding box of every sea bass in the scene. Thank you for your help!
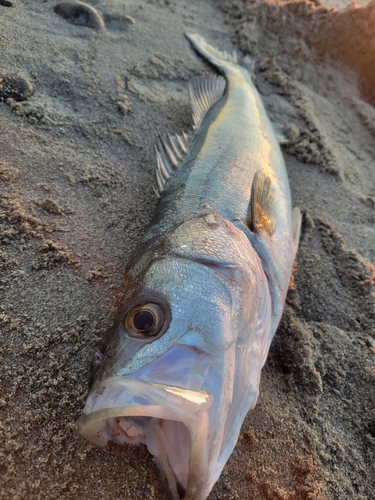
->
[77,34,301,500]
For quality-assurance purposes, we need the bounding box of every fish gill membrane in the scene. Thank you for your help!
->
[77,34,300,500]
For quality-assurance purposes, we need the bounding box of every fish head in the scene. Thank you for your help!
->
[78,212,272,500]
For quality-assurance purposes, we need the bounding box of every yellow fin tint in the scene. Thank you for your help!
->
[248,170,277,236]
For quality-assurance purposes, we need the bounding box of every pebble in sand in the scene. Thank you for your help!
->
[54,1,105,31]
[0,76,35,101]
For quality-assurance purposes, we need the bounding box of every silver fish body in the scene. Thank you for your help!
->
[77,34,301,500]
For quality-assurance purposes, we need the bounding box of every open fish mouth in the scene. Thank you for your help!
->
[77,376,214,500]
[78,339,263,500]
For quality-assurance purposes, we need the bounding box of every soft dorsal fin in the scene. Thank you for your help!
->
[248,170,277,236]
[154,131,194,195]
[189,74,226,128]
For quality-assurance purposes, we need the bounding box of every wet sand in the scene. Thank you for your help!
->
[1,0,374,499]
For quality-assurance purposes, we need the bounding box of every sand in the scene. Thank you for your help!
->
[0,0,374,498]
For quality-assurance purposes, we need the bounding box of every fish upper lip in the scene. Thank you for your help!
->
[79,377,212,416]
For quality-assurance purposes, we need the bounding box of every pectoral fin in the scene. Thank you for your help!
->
[248,170,277,236]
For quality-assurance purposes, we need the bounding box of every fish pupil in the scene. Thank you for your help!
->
[133,310,154,331]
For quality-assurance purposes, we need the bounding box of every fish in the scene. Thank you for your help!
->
[77,33,302,500]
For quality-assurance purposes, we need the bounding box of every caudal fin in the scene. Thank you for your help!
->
[185,33,238,73]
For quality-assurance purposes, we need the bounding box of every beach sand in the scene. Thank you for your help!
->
[0,0,374,498]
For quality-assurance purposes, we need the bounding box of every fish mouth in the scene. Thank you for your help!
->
[77,377,213,500]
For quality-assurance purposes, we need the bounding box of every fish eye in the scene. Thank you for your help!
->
[124,302,165,338]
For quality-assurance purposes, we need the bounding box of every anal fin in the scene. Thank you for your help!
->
[292,207,302,251]
[273,123,288,145]
[248,170,277,236]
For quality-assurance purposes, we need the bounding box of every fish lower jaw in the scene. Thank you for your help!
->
[108,415,191,499]
[77,378,214,500]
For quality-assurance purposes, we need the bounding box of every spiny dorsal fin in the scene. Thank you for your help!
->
[189,74,226,128]
[154,131,194,195]
[248,170,278,236]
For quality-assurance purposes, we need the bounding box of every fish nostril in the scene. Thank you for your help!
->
[176,482,186,499]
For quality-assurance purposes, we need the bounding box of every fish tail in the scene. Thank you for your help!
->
[185,33,239,75]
